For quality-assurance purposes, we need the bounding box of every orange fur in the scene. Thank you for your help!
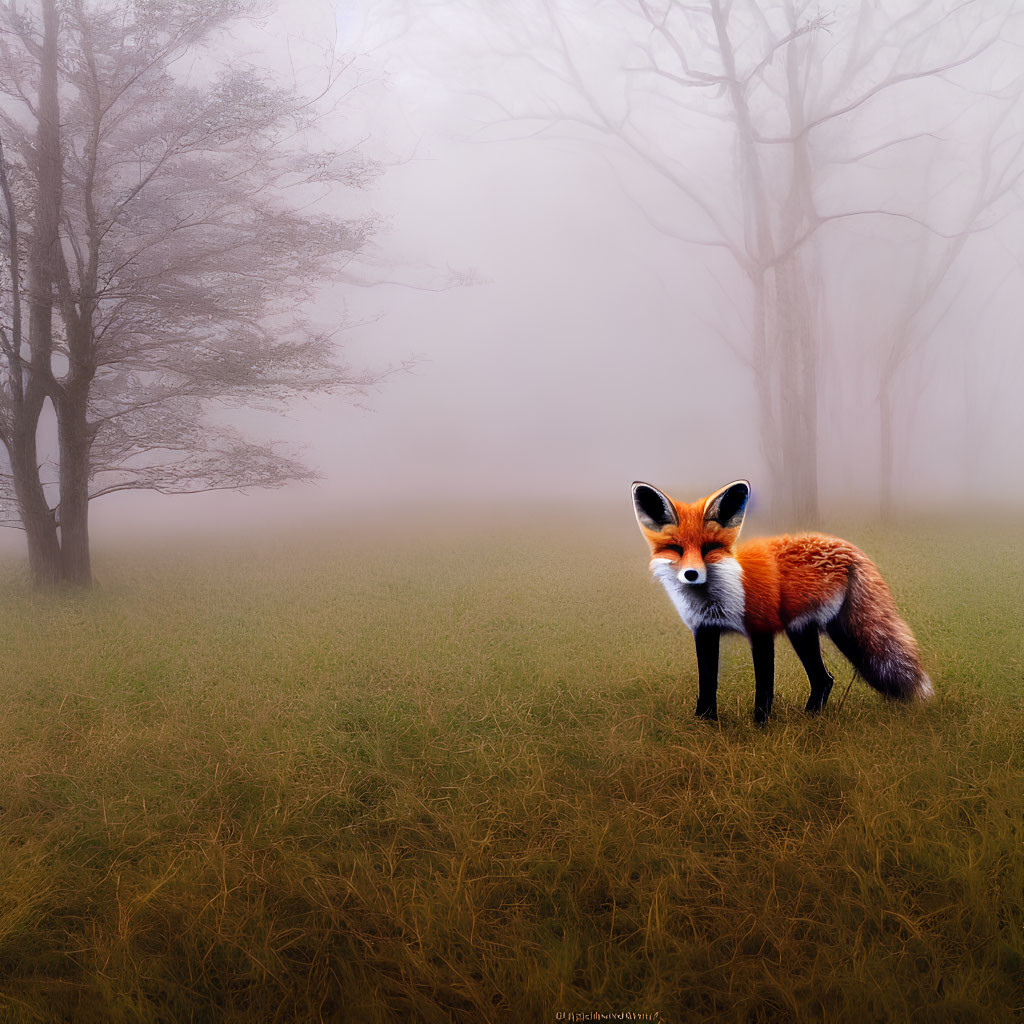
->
[736,535,856,634]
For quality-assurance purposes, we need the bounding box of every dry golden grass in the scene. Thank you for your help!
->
[0,514,1020,1022]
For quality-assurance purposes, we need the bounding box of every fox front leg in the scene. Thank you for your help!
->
[750,632,775,724]
[693,626,720,721]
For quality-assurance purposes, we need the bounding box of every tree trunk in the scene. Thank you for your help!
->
[778,31,821,527]
[768,253,821,526]
[0,129,62,585]
[57,387,92,586]
[750,272,784,521]
[17,0,65,585]
[7,437,62,586]
[789,258,820,525]
[710,0,822,526]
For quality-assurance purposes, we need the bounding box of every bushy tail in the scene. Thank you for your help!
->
[826,557,932,701]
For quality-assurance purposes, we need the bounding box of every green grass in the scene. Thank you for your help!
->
[0,514,1021,1022]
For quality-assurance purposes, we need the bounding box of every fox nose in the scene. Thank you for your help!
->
[683,569,699,582]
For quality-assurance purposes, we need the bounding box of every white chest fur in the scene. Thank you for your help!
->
[650,556,747,634]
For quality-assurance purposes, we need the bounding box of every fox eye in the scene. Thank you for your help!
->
[701,542,724,556]
[661,544,685,557]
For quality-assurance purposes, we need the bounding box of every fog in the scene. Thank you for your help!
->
[3,0,1023,557]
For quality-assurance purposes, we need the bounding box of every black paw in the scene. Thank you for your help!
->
[695,704,718,722]
[804,677,834,715]
[753,705,772,726]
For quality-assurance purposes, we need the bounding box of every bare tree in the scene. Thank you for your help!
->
[0,0,387,585]
[418,0,1012,521]
[0,0,63,583]
[873,84,1024,518]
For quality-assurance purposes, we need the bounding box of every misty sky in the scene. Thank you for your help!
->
[7,0,1021,551]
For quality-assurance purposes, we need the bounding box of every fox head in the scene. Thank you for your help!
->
[631,480,750,585]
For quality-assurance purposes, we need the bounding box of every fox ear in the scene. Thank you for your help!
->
[704,480,750,529]
[632,481,679,531]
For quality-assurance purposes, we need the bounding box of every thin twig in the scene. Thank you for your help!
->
[836,666,859,715]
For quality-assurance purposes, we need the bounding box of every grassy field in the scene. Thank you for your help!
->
[0,513,1021,1023]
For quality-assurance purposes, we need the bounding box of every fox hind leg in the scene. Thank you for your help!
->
[787,624,835,714]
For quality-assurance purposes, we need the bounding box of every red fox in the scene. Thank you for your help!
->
[632,480,932,723]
